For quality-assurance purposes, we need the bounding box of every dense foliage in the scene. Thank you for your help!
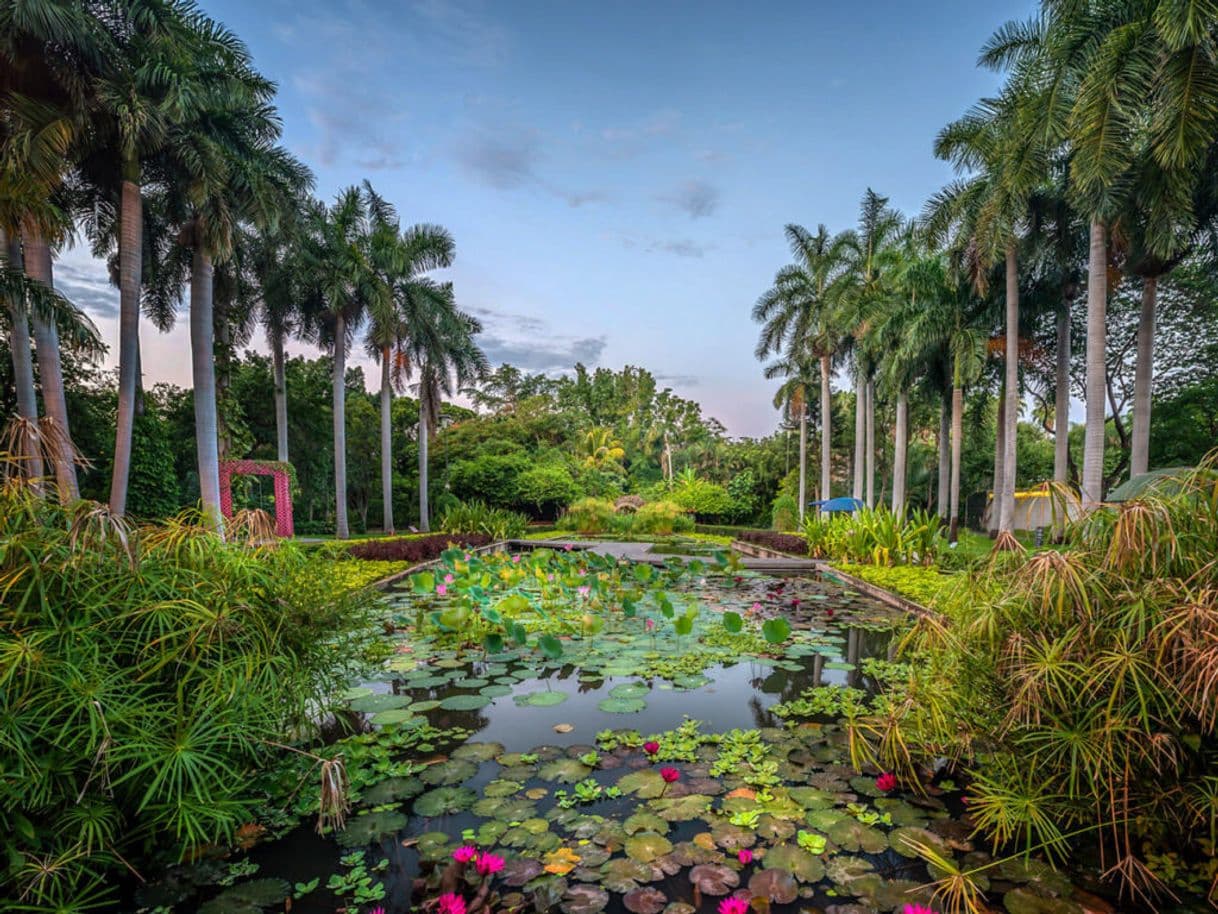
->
[0,489,379,910]
[803,507,944,566]
[346,532,493,563]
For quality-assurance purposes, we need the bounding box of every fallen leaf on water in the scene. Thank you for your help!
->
[554,723,574,733]
[543,847,581,875]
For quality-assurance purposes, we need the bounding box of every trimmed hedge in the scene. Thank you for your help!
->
[734,529,809,556]
[348,533,492,563]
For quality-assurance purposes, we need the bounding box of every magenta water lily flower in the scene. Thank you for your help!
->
[436,584,447,596]
[876,772,897,792]
[643,740,660,755]
[900,905,937,914]
[512,554,521,563]
[718,897,750,914]
[737,848,753,865]
[645,618,656,631]
[475,852,505,876]
[577,586,590,597]
[444,573,454,584]
[452,845,477,864]
[564,544,574,551]
[660,767,680,783]
[436,894,466,914]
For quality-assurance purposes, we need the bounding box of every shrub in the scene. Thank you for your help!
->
[556,497,617,535]
[438,499,529,540]
[831,563,963,607]
[802,506,943,565]
[669,474,733,519]
[447,452,531,508]
[348,532,492,562]
[515,463,579,516]
[770,494,799,531]
[0,491,378,909]
[633,500,694,535]
[735,528,809,556]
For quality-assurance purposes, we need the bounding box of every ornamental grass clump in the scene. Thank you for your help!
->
[0,486,379,910]
[846,456,1218,904]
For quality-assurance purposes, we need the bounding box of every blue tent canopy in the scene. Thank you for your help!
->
[809,497,863,514]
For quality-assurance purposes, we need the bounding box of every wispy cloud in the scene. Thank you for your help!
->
[657,179,720,219]
[470,306,607,373]
[54,255,118,319]
[454,125,606,207]
[619,234,713,258]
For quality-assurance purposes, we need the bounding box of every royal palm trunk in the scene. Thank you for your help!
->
[272,332,289,462]
[797,398,807,524]
[1129,275,1156,479]
[990,381,1005,535]
[937,394,950,517]
[109,173,142,516]
[418,391,430,533]
[380,347,395,534]
[3,230,44,482]
[891,390,908,515]
[190,242,223,532]
[1054,304,1070,482]
[949,385,964,542]
[1081,220,1107,509]
[852,372,865,501]
[819,355,832,502]
[864,379,875,508]
[998,245,1019,536]
[332,313,349,539]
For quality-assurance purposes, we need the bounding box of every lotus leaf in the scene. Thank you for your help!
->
[334,809,409,847]
[348,692,413,713]
[671,674,710,690]
[687,864,739,896]
[420,758,478,786]
[452,741,504,762]
[475,819,510,845]
[410,675,450,688]
[539,758,592,783]
[804,808,846,830]
[416,831,455,862]
[439,693,492,711]
[749,868,798,904]
[199,896,260,914]
[848,775,887,798]
[339,685,373,700]
[410,699,442,712]
[825,855,875,888]
[762,844,825,883]
[609,682,650,699]
[516,690,570,707]
[625,832,673,863]
[360,776,423,805]
[562,884,610,914]
[472,796,537,820]
[787,786,838,809]
[598,697,647,713]
[413,786,477,817]
[857,877,936,912]
[371,708,423,726]
[484,778,524,797]
[616,769,667,798]
[480,684,513,697]
[460,677,490,688]
[755,816,796,842]
[874,798,928,827]
[623,887,667,914]
[663,904,696,914]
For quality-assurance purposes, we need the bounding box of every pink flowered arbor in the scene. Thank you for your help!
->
[219,460,295,537]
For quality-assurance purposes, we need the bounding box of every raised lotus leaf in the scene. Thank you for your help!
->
[452,741,505,762]
[360,776,424,805]
[438,693,492,711]
[625,832,673,863]
[1001,888,1085,914]
[500,857,544,887]
[624,812,669,836]
[598,697,647,714]
[516,689,569,707]
[348,692,413,713]
[650,794,711,822]
[762,843,825,883]
[600,857,653,893]
[827,818,888,854]
[623,887,667,914]
[616,769,667,798]
[539,758,593,783]
[671,674,710,690]
[413,786,477,817]
[334,809,409,847]
[420,758,478,786]
[749,868,799,904]
[561,884,610,914]
[889,826,950,860]
[687,864,739,896]
[484,778,525,798]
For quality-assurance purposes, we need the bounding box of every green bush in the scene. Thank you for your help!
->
[515,463,579,516]
[556,497,617,534]
[770,494,799,531]
[0,489,377,909]
[447,452,531,508]
[438,499,529,540]
[669,473,733,519]
[803,506,943,565]
[633,500,694,535]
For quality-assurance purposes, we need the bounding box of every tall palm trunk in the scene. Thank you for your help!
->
[937,394,950,516]
[852,372,865,500]
[271,331,289,462]
[891,389,908,515]
[990,382,1005,534]
[819,354,832,502]
[109,171,142,515]
[1081,220,1107,509]
[380,346,395,534]
[997,245,1019,538]
[190,242,222,532]
[1054,303,1070,482]
[22,228,78,500]
[797,396,807,524]
[949,385,964,542]
[332,312,349,539]
[3,230,44,482]
[864,379,875,508]
[1129,275,1156,479]
[418,386,430,533]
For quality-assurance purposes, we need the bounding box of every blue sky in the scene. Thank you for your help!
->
[60,0,1038,437]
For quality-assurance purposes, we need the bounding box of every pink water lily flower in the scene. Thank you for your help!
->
[876,772,897,792]
[564,544,574,551]
[577,585,590,596]
[436,894,466,914]
[444,573,455,584]
[643,741,660,755]
[436,584,448,596]
[718,897,750,914]
[645,618,656,631]
[737,848,753,865]
[660,767,680,783]
[451,845,477,864]
[475,852,505,876]
[900,905,938,914]
[512,554,521,563]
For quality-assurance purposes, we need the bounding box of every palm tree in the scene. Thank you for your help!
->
[753,223,852,518]
[764,353,817,517]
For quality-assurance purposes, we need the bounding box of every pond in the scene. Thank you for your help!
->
[151,547,1094,914]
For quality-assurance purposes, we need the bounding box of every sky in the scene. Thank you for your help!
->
[55,0,1041,439]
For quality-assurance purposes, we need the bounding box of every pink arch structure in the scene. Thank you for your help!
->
[219,460,295,537]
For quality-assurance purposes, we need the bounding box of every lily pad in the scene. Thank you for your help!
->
[501,858,544,887]
[763,844,826,883]
[348,692,413,713]
[598,697,647,714]
[688,864,739,896]
[609,682,651,699]
[624,812,669,836]
[623,888,667,914]
[360,776,423,805]
[516,690,570,707]
[539,758,593,783]
[600,858,653,893]
[617,769,667,798]
[890,826,950,859]
[625,832,673,863]
[221,879,291,906]
[749,868,799,904]
[413,786,477,817]
[562,884,610,914]
[439,693,492,711]
[420,758,478,786]
[1002,888,1084,914]
[484,778,524,797]
[370,708,424,726]
[334,809,409,847]
[827,818,889,854]
[452,741,504,762]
